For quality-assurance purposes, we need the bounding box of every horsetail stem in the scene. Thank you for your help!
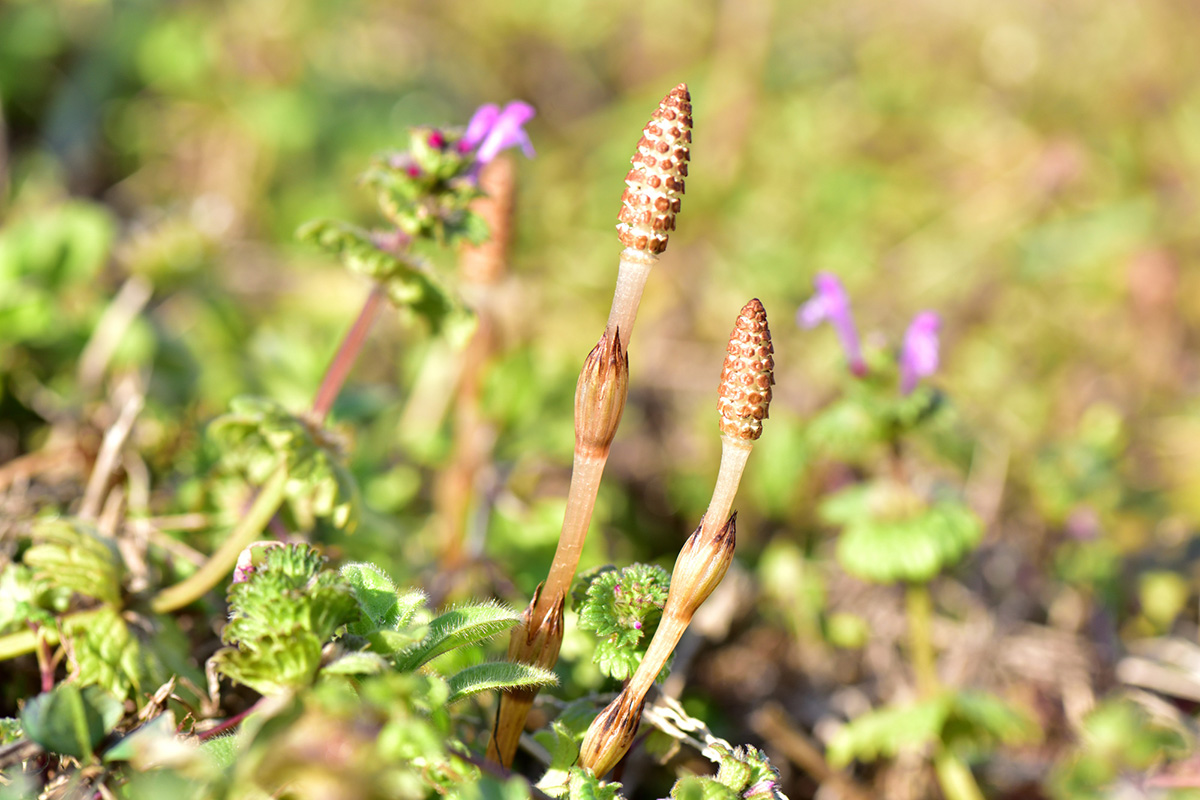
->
[579,300,774,777]
[488,84,692,767]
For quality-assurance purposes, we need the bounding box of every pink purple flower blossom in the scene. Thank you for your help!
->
[900,311,940,394]
[797,272,867,376]
[459,101,536,164]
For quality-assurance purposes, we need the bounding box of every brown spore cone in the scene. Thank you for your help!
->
[616,83,692,255]
[717,298,774,441]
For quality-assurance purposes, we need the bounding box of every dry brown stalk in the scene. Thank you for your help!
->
[487,85,692,767]
[436,157,517,576]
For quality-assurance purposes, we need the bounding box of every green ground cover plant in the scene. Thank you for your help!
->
[4,1,1200,798]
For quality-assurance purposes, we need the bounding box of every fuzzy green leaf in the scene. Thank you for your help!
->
[445,662,557,705]
[340,561,401,635]
[23,518,124,606]
[210,631,324,695]
[708,743,785,798]
[20,684,123,760]
[209,397,360,532]
[394,602,520,671]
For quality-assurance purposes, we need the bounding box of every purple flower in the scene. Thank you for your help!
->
[459,101,536,165]
[900,311,940,394]
[797,272,866,376]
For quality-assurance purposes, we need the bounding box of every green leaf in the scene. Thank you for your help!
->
[297,220,476,345]
[20,684,123,760]
[339,562,400,634]
[63,606,202,706]
[445,662,557,704]
[828,483,983,584]
[23,518,124,605]
[574,564,670,681]
[322,650,388,676]
[564,769,624,800]
[708,742,784,797]
[209,631,324,695]
[395,602,520,671]
[209,397,360,532]
[534,721,586,796]
[827,691,1038,768]
[670,777,738,800]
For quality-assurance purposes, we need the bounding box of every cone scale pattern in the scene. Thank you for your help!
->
[717,299,774,441]
[616,84,692,254]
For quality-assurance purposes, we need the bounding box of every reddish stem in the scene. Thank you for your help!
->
[31,623,54,692]
[197,701,261,741]
[310,283,387,424]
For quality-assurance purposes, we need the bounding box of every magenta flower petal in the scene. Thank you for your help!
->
[476,100,536,163]
[797,272,866,376]
[900,311,941,394]
[461,103,500,150]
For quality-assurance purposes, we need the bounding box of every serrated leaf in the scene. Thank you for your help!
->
[24,518,124,605]
[297,219,475,345]
[209,398,360,532]
[62,606,201,707]
[445,662,557,704]
[395,602,520,671]
[20,684,123,760]
[670,777,738,800]
[209,631,324,695]
[564,768,624,800]
[574,563,670,681]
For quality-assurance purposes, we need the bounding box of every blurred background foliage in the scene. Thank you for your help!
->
[3,0,1200,795]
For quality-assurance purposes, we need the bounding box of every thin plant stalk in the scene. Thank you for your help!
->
[488,84,692,767]
[579,299,773,777]
[311,282,387,425]
[934,749,987,800]
[155,280,386,613]
[149,464,289,614]
[905,581,938,698]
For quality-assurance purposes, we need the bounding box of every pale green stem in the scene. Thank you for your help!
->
[605,248,656,351]
[934,749,986,800]
[699,437,752,540]
[150,464,288,614]
[905,582,938,697]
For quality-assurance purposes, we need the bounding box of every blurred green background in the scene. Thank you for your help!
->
[3,0,1200,793]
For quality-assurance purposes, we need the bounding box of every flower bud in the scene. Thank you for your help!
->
[578,685,646,777]
[616,84,691,254]
[574,328,630,457]
[664,512,737,622]
[718,299,774,442]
